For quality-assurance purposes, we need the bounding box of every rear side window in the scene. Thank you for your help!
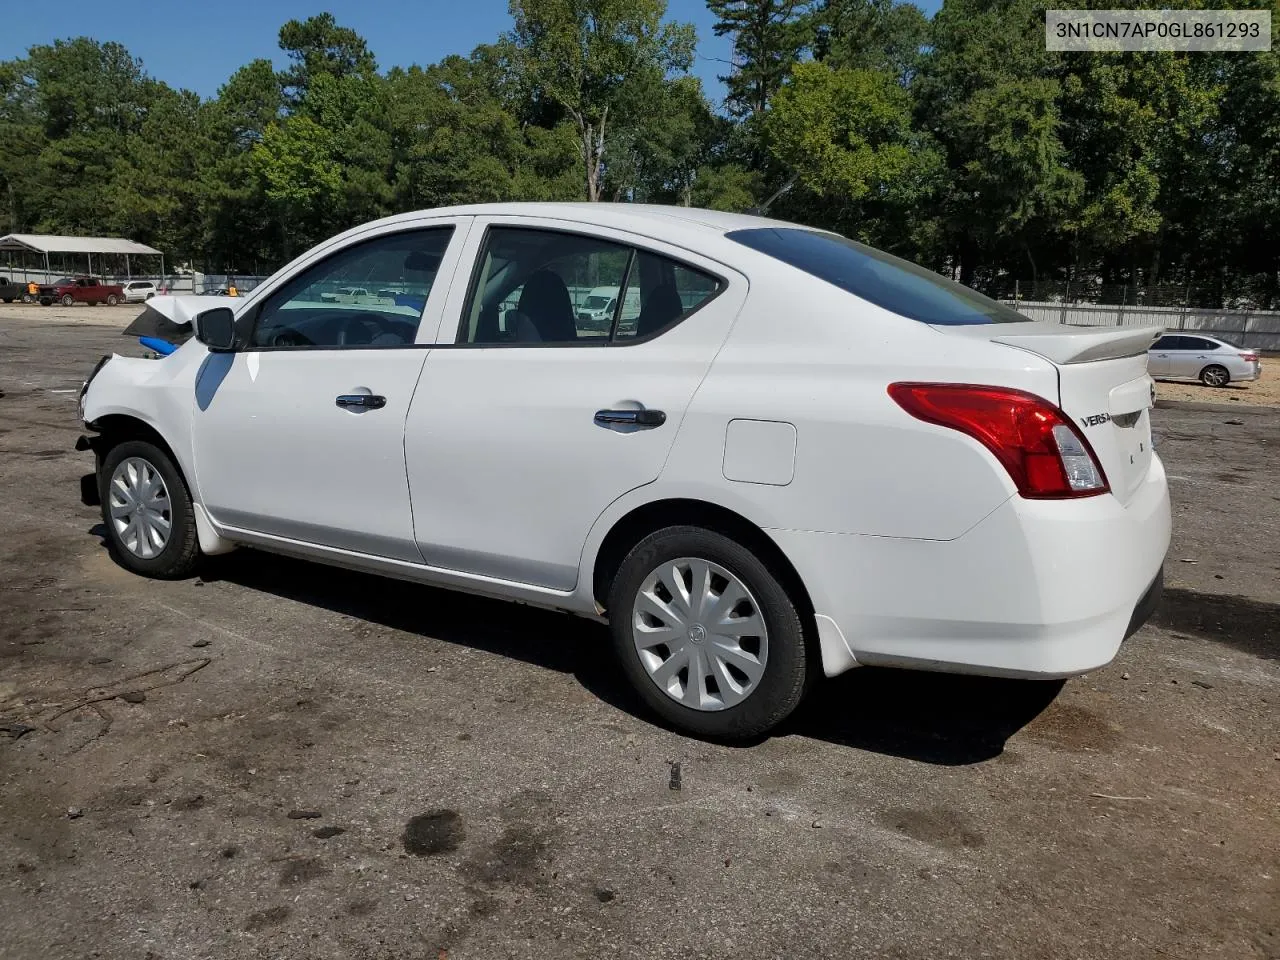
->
[458,227,722,345]
[726,227,1027,326]
[1183,337,1218,350]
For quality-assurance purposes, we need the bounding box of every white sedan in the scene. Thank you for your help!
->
[77,204,1171,739]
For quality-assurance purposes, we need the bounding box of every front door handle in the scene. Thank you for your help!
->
[594,408,666,430]
[336,394,386,410]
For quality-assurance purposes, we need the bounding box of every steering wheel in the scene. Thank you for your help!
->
[269,329,314,348]
[337,312,385,346]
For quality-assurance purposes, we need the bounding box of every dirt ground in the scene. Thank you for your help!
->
[0,311,1277,960]
[1156,357,1280,407]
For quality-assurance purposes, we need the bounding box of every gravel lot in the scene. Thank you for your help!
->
[1,310,1277,960]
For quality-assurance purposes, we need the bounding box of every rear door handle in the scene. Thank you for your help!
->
[336,394,386,410]
[594,408,666,429]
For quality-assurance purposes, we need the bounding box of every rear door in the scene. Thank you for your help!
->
[405,218,745,590]
[1175,336,1217,379]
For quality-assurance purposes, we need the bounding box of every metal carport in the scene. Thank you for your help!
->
[0,234,164,282]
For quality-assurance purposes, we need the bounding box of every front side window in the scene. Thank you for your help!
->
[458,227,723,345]
[726,226,1028,326]
[250,227,453,349]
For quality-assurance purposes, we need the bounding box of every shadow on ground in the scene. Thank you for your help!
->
[182,548,1065,766]
[1152,587,1278,660]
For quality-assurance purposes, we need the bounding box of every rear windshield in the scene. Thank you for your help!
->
[726,227,1027,325]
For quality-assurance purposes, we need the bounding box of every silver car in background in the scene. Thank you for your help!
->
[1148,334,1262,387]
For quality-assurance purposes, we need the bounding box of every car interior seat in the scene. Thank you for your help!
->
[517,270,577,342]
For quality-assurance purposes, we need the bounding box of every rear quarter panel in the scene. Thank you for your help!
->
[657,274,1063,542]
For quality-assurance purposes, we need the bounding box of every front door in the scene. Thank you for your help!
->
[405,220,745,590]
[1148,336,1176,377]
[191,223,464,562]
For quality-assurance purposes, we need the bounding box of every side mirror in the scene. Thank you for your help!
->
[193,307,237,352]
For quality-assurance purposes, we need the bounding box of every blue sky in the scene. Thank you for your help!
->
[0,0,941,110]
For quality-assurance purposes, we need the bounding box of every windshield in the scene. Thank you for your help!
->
[583,295,613,310]
[726,227,1027,325]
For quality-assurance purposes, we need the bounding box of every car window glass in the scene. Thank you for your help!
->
[1184,337,1216,350]
[1153,336,1175,349]
[459,228,631,344]
[613,251,721,340]
[726,227,1027,325]
[251,227,453,349]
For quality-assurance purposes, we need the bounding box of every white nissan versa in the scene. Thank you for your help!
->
[77,204,1171,739]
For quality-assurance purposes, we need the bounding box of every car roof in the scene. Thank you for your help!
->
[353,202,817,244]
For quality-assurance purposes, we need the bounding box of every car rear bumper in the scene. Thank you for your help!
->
[771,453,1172,679]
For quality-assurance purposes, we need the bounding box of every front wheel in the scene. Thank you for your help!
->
[1200,364,1230,388]
[99,440,200,579]
[61,294,74,306]
[106,294,118,306]
[21,293,33,303]
[607,525,811,740]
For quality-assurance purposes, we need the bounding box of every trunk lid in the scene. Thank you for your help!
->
[935,321,1162,505]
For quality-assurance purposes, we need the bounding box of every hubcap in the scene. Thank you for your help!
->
[1204,368,1228,387]
[108,457,172,559]
[631,557,769,711]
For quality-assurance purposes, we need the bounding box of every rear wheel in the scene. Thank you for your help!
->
[21,293,32,303]
[1200,364,1230,388]
[607,525,811,740]
[61,294,74,306]
[99,440,200,579]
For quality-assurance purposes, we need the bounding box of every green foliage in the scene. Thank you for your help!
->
[507,0,697,199]
[0,3,1276,305]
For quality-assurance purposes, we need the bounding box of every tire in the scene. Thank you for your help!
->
[21,294,32,303]
[61,294,74,306]
[98,440,200,579]
[3,298,11,304]
[607,525,811,740]
[146,293,154,300]
[106,294,118,306]
[1200,364,1230,388]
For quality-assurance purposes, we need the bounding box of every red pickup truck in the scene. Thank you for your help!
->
[38,276,125,307]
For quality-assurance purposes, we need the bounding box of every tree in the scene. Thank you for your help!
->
[707,0,813,119]
[765,61,940,245]
[813,0,928,83]
[507,0,695,200]
[278,13,377,105]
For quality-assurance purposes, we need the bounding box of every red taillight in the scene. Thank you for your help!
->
[1240,352,1259,362]
[887,383,1110,499]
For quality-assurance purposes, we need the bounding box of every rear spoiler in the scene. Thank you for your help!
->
[120,294,231,347]
[984,324,1164,365]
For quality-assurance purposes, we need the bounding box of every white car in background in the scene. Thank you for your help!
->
[1148,333,1262,387]
[121,280,158,303]
[76,204,1170,739]
[576,284,641,332]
